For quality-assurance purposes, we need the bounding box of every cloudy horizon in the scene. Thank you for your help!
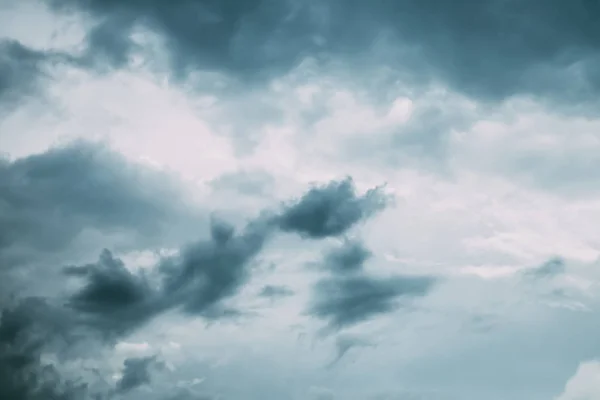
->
[2,1,600,399]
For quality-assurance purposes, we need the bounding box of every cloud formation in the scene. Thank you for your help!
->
[160,214,275,316]
[116,356,157,394]
[523,257,566,280]
[65,249,163,338]
[0,141,197,282]
[0,39,50,107]
[277,178,388,239]
[308,240,437,330]
[42,0,600,107]
[0,299,88,400]
[323,239,372,274]
[310,274,436,329]
[259,285,294,299]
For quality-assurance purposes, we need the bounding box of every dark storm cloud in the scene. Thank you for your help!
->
[277,178,388,239]
[65,214,276,336]
[45,0,600,106]
[323,239,371,274]
[0,39,47,105]
[0,141,195,273]
[0,300,198,400]
[0,300,89,400]
[116,356,156,393]
[309,274,436,329]
[65,249,164,338]
[328,334,374,367]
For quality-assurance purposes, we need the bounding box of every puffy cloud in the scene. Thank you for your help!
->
[556,360,600,400]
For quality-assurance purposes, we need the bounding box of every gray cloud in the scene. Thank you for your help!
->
[0,140,199,289]
[277,178,388,239]
[323,239,372,274]
[43,0,600,107]
[116,356,156,394]
[159,214,275,316]
[63,214,274,337]
[1,144,385,340]
[64,249,164,339]
[310,240,437,330]
[209,170,275,198]
[0,299,90,400]
[328,334,375,367]
[310,274,436,329]
[0,39,49,108]
[46,0,325,86]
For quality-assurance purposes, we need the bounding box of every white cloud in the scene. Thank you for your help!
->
[557,361,600,400]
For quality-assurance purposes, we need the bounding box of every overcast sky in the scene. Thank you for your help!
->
[1,1,600,399]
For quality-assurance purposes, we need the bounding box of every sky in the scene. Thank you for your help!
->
[1,0,600,399]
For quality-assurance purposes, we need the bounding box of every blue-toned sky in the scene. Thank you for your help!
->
[1,1,600,399]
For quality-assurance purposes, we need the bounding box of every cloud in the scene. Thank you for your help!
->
[209,169,275,198]
[328,334,375,367]
[4,157,389,341]
[0,300,89,400]
[64,213,275,338]
[277,178,388,239]
[65,249,164,338]
[323,239,372,274]
[0,140,198,278]
[556,360,600,400]
[523,257,566,280]
[159,214,276,316]
[43,0,600,107]
[115,356,157,394]
[46,0,325,85]
[310,274,436,330]
[0,39,50,107]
